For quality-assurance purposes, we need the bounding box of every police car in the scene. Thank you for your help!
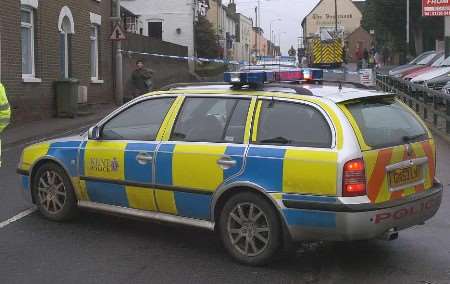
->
[17,74,443,266]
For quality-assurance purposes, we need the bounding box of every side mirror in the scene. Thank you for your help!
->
[88,126,100,140]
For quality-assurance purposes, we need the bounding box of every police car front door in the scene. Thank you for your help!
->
[154,97,253,220]
[79,97,176,210]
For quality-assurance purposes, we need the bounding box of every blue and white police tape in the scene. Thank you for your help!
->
[322,69,360,75]
[118,49,241,65]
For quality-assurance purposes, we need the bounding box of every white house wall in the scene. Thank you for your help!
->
[121,0,195,57]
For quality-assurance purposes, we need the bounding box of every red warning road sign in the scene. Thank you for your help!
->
[110,24,126,41]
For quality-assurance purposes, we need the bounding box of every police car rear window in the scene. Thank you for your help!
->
[346,98,428,149]
[256,100,332,148]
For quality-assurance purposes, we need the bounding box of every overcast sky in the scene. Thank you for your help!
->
[234,0,364,55]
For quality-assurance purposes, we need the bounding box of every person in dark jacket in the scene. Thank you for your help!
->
[131,60,154,97]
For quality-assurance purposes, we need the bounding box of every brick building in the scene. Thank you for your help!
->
[0,0,114,123]
[345,26,373,63]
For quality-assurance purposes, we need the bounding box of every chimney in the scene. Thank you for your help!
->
[228,0,236,14]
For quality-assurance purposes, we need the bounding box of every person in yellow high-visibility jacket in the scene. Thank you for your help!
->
[0,83,11,166]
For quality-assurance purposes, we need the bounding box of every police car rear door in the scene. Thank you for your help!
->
[153,96,255,220]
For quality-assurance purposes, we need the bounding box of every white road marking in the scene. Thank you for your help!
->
[0,207,37,229]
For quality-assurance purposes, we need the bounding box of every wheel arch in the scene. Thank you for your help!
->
[211,182,288,228]
[29,156,76,204]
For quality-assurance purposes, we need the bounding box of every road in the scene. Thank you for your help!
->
[0,130,449,284]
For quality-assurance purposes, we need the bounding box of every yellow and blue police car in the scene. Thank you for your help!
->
[17,76,443,266]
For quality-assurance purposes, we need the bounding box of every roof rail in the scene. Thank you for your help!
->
[263,83,314,96]
[317,80,371,90]
[160,82,227,91]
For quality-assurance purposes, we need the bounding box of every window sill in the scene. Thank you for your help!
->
[91,79,104,84]
[22,77,42,83]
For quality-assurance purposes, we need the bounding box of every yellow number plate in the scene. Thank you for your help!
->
[389,165,422,188]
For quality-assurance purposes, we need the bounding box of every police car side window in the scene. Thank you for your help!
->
[256,100,332,148]
[101,98,175,141]
[170,97,250,143]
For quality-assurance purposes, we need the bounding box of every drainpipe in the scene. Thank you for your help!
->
[114,0,123,105]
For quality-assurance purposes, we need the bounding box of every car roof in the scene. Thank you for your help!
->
[153,83,391,104]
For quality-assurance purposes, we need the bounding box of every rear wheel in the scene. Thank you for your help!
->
[32,163,78,221]
[219,192,281,266]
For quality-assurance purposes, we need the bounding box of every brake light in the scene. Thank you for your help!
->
[343,159,366,197]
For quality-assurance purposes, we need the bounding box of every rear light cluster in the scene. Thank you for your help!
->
[343,159,367,197]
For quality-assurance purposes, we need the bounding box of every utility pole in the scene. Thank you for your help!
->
[114,0,123,105]
[334,0,338,34]
[446,17,450,58]
[255,6,259,57]
[258,0,261,30]
[406,0,410,47]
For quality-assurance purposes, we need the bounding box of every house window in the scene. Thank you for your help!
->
[90,25,99,80]
[58,6,75,79]
[21,6,35,77]
[60,17,72,78]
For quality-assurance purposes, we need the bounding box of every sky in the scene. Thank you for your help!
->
[234,0,366,55]
[234,0,321,54]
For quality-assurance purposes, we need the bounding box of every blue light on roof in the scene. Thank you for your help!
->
[224,70,274,86]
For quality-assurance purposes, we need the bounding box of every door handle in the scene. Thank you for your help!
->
[217,156,237,170]
[136,152,153,165]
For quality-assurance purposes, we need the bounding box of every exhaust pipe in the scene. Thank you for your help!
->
[379,228,399,241]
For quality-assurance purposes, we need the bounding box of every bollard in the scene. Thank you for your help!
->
[447,98,450,135]
[433,95,438,127]
[422,91,428,120]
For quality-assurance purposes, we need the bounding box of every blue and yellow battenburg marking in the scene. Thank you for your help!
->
[277,194,337,228]
[225,146,338,195]
[153,143,247,219]
[20,139,340,225]
[20,140,83,197]
[82,141,159,210]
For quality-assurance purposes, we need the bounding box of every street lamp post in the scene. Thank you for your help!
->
[270,18,281,44]
[279,31,287,56]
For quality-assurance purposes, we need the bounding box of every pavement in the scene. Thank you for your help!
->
[2,103,118,148]
[0,91,450,284]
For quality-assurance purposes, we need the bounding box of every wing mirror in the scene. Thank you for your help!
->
[88,126,100,140]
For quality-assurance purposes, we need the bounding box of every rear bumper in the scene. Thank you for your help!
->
[282,182,443,241]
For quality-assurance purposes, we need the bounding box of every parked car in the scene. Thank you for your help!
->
[424,72,450,91]
[411,55,450,85]
[403,53,445,81]
[398,52,443,79]
[389,51,436,77]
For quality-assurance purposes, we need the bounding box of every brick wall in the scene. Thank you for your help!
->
[122,32,192,98]
[0,0,114,124]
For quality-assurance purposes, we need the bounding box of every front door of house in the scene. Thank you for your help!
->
[148,22,162,40]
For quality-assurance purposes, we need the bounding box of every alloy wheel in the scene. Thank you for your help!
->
[37,170,67,214]
[227,202,270,257]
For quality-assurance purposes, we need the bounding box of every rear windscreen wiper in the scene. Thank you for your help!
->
[260,137,292,145]
[403,134,427,143]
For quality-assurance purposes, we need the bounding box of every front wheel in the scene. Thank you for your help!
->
[32,163,78,221]
[219,192,281,266]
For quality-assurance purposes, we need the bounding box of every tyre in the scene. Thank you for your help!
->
[32,162,78,221]
[219,192,281,266]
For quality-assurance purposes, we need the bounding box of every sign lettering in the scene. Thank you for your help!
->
[423,0,450,16]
